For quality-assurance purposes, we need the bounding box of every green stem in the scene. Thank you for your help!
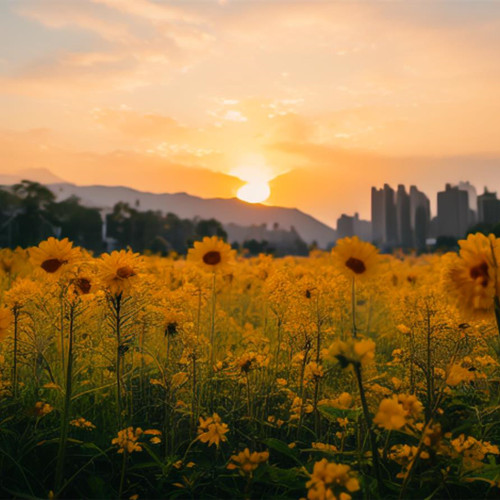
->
[191,355,197,435]
[210,272,216,369]
[494,296,500,338]
[118,451,127,499]
[245,372,252,420]
[114,294,123,427]
[351,277,357,338]
[54,304,75,496]
[60,292,65,373]
[354,363,382,488]
[12,308,19,399]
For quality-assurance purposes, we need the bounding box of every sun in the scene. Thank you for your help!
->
[237,181,271,204]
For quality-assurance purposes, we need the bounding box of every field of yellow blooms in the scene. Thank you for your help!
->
[1,234,500,499]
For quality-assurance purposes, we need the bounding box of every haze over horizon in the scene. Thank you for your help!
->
[2,0,500,227]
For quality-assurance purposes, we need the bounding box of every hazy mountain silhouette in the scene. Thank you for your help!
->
[0,168,66,185]
[46,182,336,247]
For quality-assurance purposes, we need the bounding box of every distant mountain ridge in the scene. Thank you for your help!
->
[0,168,336,247]
[47,183,336,247]
[0,168,66,185]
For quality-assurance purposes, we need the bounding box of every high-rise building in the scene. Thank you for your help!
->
[478,188,500,225]
[437,184,470,238]
[409,185,430,249]
[458,181,478,227]
[396,185,412,248]
[458,181,478,212]
[337,214,355,239]
[371,184,397,247]
[336,213,372,241]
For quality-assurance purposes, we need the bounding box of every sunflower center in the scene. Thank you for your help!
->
[75,278,91,294]
[345,257,366,274]
[116,266,136,279]
[165,322,178,336]
[470,262,489,287]
[203,251,221,266]
[41,258,66,273]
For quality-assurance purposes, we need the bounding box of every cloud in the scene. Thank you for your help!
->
[2,0,214,96]
[0,128,243,197]
[16,1,133,42]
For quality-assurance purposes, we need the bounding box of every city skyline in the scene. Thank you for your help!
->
[337,180,500,246]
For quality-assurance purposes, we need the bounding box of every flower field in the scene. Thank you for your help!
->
[1,234,500,499]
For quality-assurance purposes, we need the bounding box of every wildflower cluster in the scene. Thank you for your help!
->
[0,234,499,499]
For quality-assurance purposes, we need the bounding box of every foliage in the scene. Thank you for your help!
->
[0,235,499,499]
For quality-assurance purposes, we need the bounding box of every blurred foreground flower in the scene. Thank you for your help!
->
[306,458,360,500]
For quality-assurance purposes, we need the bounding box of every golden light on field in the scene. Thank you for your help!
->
[237,181,271,204]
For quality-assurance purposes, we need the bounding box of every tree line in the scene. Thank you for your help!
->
[0,181,228,254]
[0,180,313,256]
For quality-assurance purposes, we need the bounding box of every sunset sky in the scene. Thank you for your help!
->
[2,0,500,227]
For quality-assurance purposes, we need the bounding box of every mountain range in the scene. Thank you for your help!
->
[0,168,337,247]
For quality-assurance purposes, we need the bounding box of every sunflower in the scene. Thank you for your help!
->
[187,236,235,273]
[331,236,379,280]
[30,237,81,274]
[97,250,142,296]
[0,306,13,341]
[442,233,498,315]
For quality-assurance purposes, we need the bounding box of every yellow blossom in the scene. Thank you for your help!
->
[197,413,229,448]
[306,459,360,500]
[112,427,144,454]
[227,448,269,477]
[331,236,379,280]
[325,338,375,368]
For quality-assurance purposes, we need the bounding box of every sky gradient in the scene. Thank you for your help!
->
[2,0,500,227]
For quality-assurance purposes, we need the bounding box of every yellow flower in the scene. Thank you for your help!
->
[227,448,269,477]
[306,459,360,500]
[34,401,54,417]
[325,338,375,368]
[290,397,314,420]
[305,362,325,381]
[396,324,411,335]
[331,236,379,280]
[397,394,424,421]
[312,442,338,453]
[30,237,80,274]
[0,306,13,341]
[373,396,407,431]
[112,427,144,454]
[446,364,475,387]
[197,413,229,448]
[4,278,38,309]
[451,434,500,471]
[442,233,498,315]
[144,429,162,444]
[388,444,429,479]
[70,417,96,430]
[97,250,141,296]
[187,236,235,273]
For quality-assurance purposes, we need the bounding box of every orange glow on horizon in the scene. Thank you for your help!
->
[237,181,271,204]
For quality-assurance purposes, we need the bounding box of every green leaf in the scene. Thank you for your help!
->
[262,438,302,465]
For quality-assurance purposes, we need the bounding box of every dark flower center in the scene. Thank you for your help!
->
[116,266,135,279]
[75,278,91,294]
[470,262,489,287]
[203,251,221,266]
[41,258,65,273]
[165,322,178,336]
[345,257,366,274]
